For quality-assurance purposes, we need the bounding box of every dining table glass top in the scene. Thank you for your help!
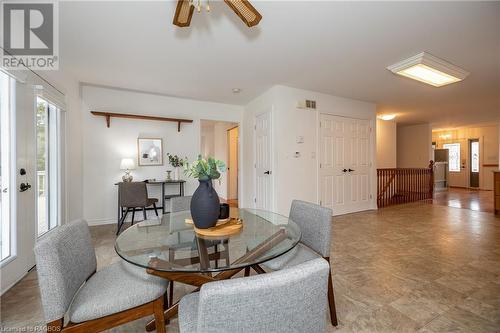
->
[115,208,301,273]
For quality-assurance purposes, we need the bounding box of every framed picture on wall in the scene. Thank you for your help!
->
[137,138,163,166]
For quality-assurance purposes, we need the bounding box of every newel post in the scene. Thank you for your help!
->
[428,160,434,198]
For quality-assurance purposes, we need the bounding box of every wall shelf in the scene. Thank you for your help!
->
[90,111,193,132]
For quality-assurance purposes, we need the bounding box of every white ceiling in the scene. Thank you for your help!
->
[59,1,500,128]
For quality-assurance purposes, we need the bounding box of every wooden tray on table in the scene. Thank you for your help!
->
[185,217,243,237]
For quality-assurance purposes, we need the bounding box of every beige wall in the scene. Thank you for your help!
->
[376,119,397,168]
[432,125,499,190]
[397,124,432,168]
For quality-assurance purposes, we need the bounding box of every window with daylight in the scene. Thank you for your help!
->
[1,72,13,261]
[443,143,460,172]
[36,96,62,237]
[471,141,479,173]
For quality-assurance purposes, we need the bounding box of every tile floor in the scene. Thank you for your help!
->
[1,202,499,332]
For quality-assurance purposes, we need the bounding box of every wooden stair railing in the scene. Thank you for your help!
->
[377,161,434,208]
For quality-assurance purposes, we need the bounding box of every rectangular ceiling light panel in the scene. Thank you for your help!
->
[387,52,469,87]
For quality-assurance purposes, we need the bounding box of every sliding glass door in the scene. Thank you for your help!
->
[36,97,61,236]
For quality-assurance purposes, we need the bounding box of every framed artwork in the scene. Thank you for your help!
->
[137,138,163,166]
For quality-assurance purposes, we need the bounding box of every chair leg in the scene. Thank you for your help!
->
[116,208,129,235]
[214,244,219,269]
[326,259,338,326]
[244,267,250,277]
[168,249,174,307]
[168,281,174,309]
[153,297,166,333]
[131,209,135,225]
[143,207,147,220]
[153,202,159,217]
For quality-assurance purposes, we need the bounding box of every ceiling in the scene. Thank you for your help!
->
[59,1,500,128]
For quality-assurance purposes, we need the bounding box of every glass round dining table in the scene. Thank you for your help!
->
[115,208,301,331]
[115,208,301,273]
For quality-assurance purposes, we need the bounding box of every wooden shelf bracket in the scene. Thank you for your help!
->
[91,111,193,132]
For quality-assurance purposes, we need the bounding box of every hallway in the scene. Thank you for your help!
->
[433,188,494,213]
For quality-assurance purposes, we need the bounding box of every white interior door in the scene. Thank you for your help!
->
[255,111,272,210]
[319,114,371,215]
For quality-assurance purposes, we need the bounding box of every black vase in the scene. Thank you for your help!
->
[190,179,220,229]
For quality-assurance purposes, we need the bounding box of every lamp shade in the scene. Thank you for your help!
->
[120,158,135,170]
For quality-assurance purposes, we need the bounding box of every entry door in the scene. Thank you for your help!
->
[255,111,272,210]
[319,114,371,215]
[0,73,37,294]
[469,139,479,188]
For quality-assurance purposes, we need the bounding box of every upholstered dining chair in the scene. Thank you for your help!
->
[258,200,338,326]
[34,219,169,333]
[117,181,159,234]
[178,258,330,333]
[167,196,230,306]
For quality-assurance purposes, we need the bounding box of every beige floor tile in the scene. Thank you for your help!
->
[2,202,500,332]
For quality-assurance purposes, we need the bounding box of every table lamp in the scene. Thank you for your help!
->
[120,158,135,182]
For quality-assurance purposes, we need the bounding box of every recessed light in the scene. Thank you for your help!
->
[232,88,241,94]
[387,52,469,87]
[378,114,396,121]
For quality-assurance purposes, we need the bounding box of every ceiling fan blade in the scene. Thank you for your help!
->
[224,0,262,27]
[173,0,194,27]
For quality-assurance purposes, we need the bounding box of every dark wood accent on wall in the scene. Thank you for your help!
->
[377,161,434,208]
[90,111,193,132]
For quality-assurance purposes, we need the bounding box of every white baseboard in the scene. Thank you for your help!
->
[86,218,116,226]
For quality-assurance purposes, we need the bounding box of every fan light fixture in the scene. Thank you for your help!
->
[377,114,396,121]
[387,52,469,87]
[173,0,262,28]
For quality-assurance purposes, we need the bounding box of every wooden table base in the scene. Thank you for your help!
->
[145,229,287,331]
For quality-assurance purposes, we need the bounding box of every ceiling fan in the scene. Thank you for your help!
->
[173,0,262,28]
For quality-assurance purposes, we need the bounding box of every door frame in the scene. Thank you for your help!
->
[253,106,275,211]
[316,113,376,215]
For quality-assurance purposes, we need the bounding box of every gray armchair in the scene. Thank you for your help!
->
[34,220,168,333]
[178,258,330,333]
[171,195,192,212]
[117,181,159,234]
[260,200,338,326]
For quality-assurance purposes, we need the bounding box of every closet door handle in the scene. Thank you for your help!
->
[342,169,347,173]
[348,169,355,172]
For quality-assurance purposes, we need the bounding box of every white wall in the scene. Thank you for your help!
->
[397,124,432,168]
[81,85,242,224]
[376,119,397,168]
[243,85,377,216]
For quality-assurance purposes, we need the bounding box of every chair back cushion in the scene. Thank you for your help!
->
[119,182,148,207]
[290,200,332,257]
[171,196,192,213]
[196,258,329,333]
[34,220,97,322]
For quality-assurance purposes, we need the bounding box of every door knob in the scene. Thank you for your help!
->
[348,168,355,172]
[264,170,271,175]
[2,188,7,193]
[342,169,347,172]
[19,183,31,192]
